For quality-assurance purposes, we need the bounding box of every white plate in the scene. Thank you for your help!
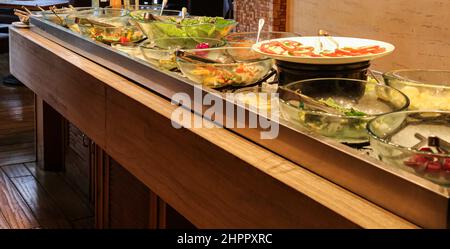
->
[12,21,30,29]
[252,36,395,65]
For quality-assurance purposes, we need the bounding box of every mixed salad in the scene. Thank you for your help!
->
[317,97,367,116]
[290,97,370,142]
[188,63,268,88]
[259,40,386,57]
[392,85,450,110]
[84,26,144,44]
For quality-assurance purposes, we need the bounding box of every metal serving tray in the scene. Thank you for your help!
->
[29,16,450,228]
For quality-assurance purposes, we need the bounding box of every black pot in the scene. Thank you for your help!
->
[276,60,370,85]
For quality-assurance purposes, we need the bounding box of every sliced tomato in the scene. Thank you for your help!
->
[260,43,279,54]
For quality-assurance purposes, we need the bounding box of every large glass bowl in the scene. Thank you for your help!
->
[176,47,273,88]
[41,7,96,26]
[77,25,144,44]
[140,37,226,70]
[66,8,130,28]
[106,4,162,11]
[383,69,450,111]
[278,78,410,143]
[111,42,143,58]
[65,8,144,44]
[225,31,300,47]
[131,10,237,40]
[368,111,450,185]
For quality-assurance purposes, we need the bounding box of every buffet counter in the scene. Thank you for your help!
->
[9,27,420,228]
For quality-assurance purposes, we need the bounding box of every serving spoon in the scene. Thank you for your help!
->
[255,18,265,43]
[160,0,168,16]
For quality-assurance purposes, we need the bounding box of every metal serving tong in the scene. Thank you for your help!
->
[278,86,343,115]
[413,133,450,153]
[318,29,340,50]
[175,50,221,63]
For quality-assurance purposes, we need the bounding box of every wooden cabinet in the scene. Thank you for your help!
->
[95,152,195,229]
[62,121,196,229]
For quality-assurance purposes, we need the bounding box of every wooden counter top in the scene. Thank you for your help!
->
[9,27,417,228]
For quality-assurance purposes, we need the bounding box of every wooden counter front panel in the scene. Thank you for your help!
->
[105,88,358,228]
[9,30,106,147]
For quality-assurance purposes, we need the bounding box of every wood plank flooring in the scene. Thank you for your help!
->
[0,163,94,229]
[0,53,93,228]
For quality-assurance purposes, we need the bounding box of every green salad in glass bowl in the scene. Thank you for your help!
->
[278,78,410,144]
[130,9,238,40]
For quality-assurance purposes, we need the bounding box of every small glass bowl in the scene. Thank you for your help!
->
[176,47,273,88]
[383,69,450,111]
[278,78,410,143]
[368,111,450,185]
[232,84,280,113]
[111,42,142,58]
[140,37,226,70]
[225,31,300,47]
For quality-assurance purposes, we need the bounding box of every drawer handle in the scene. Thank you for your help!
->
[82,134,90,147]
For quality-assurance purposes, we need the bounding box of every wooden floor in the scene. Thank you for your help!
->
[0,53,35,166]
[0,53,93,229]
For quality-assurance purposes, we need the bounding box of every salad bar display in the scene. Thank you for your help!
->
[25,5,450,228]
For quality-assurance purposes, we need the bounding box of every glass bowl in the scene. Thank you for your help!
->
[107,4,162,11]
[77,25,144,44]
[111,42,143,58]
[131,11,237,40]
[232,84,280,114]
[278,78,410,143]
[41,7,96,26]
[176,47,273,88]
[66,8,130,27]
[383,69,450,111]
[129,9,184,21]
[225,31,300,47]
[368,111,450,185]
[140,37,226,70]
[66,8,144,44]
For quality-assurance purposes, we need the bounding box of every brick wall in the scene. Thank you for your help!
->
[233,0,287,32]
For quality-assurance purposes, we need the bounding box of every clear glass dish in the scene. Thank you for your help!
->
[278,78,410,143]
[368,111,450,185]
[225,31,300,47]
[65,8,144,44]
[176,47,273,88]
[383,69,450,111]
[140,37,226,70]
[111,41,143,58]
[41,7,96,26]
[232,84,280,114]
